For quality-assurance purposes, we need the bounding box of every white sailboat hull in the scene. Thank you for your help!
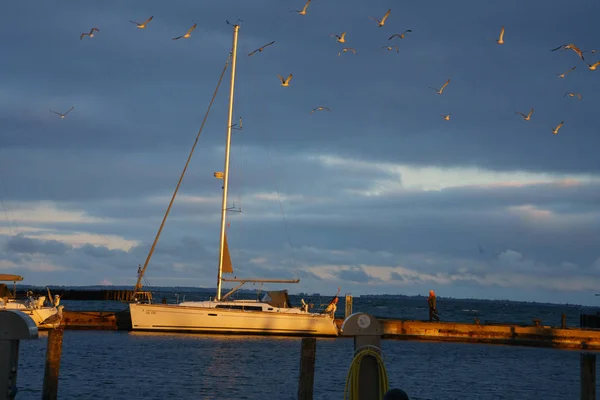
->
[1,302,58,329]
[129,303,339,337]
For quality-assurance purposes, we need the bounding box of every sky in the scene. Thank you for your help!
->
[1,0,600,305]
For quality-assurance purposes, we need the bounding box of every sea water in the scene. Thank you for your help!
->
[14,294,600,399]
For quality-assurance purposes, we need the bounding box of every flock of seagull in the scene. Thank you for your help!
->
[51,4,597,136]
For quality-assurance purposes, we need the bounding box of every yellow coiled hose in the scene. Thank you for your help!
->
[343,345,389,400]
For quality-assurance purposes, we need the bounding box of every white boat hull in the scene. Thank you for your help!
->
[1,303,58,329]
[129,303,339,337]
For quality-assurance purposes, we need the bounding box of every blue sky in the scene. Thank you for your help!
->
[2,0,600,305]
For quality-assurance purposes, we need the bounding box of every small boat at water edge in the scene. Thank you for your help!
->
[0,274,62,329]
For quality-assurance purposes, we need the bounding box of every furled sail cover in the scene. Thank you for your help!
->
[222,234,233,274]
[263,290,291,308]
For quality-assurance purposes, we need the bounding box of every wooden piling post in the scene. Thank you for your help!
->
[562,313,567,329]
[581,353,596,400]
[345,294,353,319]
[42,327,65,400]
[297,337,316,400]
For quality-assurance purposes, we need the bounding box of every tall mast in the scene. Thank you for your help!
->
[216,24,240,301]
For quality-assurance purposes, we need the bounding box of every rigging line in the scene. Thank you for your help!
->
[134,52,233,293]
[246,58,299,278]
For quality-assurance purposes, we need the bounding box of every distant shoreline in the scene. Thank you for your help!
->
[10,283,598,309]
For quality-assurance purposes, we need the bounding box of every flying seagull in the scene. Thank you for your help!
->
[80,27,99,40]
[388,30,412,40]
[277,74,293,87]
[292,0,311,15]
[173,23,197,40]
[310,106,331,114]
[441,114,451,121]
[50,106,74,119]
[369,9,391,27]
[40,305,64,329]
[496,26,505,45]
[557,66,576,78]
[564,92,582,101]
[429,79,451,95]
[129,16,154,29]
[515,108,534,121]
[248,41,275,56]
[382,45,399,53]
[337,47,357,56]
[586,61,600,70]
[552,121,564,135]
[551,44,585,61]
[330,32,346,43]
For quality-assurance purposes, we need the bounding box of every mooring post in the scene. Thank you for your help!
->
[0,311,38,400]
[42,326,65,400]
[297,337,316,400]
[345,294,353,320]
[561,313,567,329]
[341,312,386,400]
[581,353,596,400]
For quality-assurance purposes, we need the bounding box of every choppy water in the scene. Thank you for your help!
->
[13,294,600,399]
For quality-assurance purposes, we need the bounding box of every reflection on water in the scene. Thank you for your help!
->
[15,330,596,400]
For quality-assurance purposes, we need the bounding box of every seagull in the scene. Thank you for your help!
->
[337,47,357,56]
[551,44,585,61]
[277,74,293,87]
[369,9,391,27]
[173,23,197,40]
[293,0,311,15]
[515,108,534,121]
[382,45,399,53]
[40,305,64,328]
[129,16,154,29]
[429,79,451,95]
[496,26,505,45]
[80,27,99,40]
[586,61,600,70]
[552,121,564,135]
[564,92,582,101]
[441,114,451,121]
[310,106,331,114]
[330,32,346,43]
[557,66,576,78]
[388,30,412,40]
[248,41,275,56]
[50,106,74,119]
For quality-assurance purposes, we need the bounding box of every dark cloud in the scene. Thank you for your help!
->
[5,234,71,256]
[1,0,600,304]
[335,266,375,283]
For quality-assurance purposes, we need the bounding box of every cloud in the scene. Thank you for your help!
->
[5,234,71,256]
[2,0,600,305]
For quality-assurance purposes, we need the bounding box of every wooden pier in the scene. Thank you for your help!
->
[56,310,600,350]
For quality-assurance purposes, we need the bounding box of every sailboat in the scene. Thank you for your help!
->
[0,274,61,329]
[128,23,339,337]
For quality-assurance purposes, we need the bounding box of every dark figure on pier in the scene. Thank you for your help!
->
[161,297,167,304]
[384,388,410,400]
[428,290,440,322]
